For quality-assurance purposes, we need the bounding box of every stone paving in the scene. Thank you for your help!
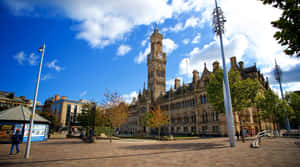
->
[0,137,299,167]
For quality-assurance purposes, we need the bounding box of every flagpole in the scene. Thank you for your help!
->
[24,43,45,159]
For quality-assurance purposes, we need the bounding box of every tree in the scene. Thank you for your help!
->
[103,91,129,143]
[259,0,300,57]
[285,92,300,128]
[144,105,169,140]
[39,111,59,136]
[256,89,293,134]
[206,69,259,142]
[77,103,107,136]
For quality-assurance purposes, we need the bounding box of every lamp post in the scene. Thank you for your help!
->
[212,0,236,147]
[25,43,45,159]
[274,59,291,130]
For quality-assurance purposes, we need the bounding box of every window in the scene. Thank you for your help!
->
[176,127,181,132]
[204,95,207,104]
[184,127,188,132]
[212,112,215,121]
[205,112,208,122]
[66,104,71,125]
[191,126,196,133]
[201,95,203,104]
[216,112,219,121]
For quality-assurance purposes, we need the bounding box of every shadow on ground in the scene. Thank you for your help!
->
[0,143,227,166]
[122,142,227,151]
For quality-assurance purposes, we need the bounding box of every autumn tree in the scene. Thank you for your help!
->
[144,105,169,140]
[103,91,129,143]
[206,68,259,142]
[259,0,300,57]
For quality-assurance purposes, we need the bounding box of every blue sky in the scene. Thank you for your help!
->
[1,0,300,104]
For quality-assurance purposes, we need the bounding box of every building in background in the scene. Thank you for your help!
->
[121,28,272,137]
[49,95,87,128]
[0,91,32,111]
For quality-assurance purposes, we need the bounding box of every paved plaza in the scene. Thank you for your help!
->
[0,137,299,167]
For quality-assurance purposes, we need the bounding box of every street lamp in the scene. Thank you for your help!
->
[212,0,236,147]
[24,43,46,159]
[274,59,291,130]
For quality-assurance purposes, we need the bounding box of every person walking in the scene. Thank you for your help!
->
[9,129,21,155]
[236,130,240,141]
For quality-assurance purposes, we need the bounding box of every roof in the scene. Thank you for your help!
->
[0,106,50,123]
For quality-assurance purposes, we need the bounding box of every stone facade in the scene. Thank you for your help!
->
[0,91,32,111]
[120,28,273,137]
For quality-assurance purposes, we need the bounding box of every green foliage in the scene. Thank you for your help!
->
[256,90,293,129]
[206,69,225,113]
[206,69,259,113]
[285,92,300,127]
[39,111,59,134]
[260,0,300,57]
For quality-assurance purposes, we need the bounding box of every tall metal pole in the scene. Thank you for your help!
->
[25,43,45,159]
[274,60,291,130]
[213,0,236,147]
[168,92,171,136]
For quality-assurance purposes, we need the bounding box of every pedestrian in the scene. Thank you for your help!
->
[236,130,240,141]
[9,129,21,155]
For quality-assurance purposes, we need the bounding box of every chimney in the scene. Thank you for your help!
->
[174,78,181,89]
[230,57,238,70]
[238,61,244,70]
[213,61,220,72]
[55,94,60,101]
[192,70,199,83]
[61,96,67,100]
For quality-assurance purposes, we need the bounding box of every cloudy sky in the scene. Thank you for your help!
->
[1,0,299,104]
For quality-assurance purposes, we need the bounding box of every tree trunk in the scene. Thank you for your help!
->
[277,122,281,136]
[238,111,245,143]
[109,125,112,143]
[158,127,161,140]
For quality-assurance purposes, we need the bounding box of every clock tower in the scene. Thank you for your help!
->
[147,27,166,101]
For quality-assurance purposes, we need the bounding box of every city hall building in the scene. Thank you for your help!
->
[120,28,273,137]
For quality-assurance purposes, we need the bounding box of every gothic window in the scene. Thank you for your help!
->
[212,112,215,121]
[204,95,207,104]
[216,112,219,121]
[205,112,208,122]
[202,113,205,122]
[201,95,203,104]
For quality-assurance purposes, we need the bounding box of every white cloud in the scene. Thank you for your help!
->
[182,38,190,45]
[46,59,63,72]
[28,53,39,66]
[122,91,137,104]
[13,51,26,64]
[270,82,300,99]
[134,43,150,64]
[179,34,249,77]
[80,91,87,97]
[163,38,177,54]
[191,34,201,44]
[117,44,131,56]
[141,39,147,47]
[169,22,184,32]
[184,16,200,28]
[41,74,52,81]
[14,51,39,66]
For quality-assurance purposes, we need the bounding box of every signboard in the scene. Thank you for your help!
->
[23,124,48,142]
